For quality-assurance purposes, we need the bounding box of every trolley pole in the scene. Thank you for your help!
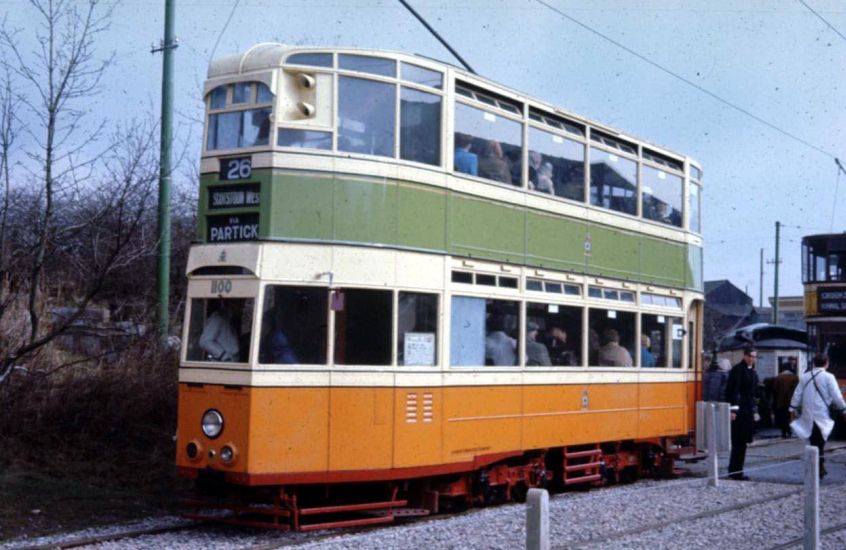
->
[155,0,177,340]
[773,221,780,325]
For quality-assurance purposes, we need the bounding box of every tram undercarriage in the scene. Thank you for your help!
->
[180,436,690,531]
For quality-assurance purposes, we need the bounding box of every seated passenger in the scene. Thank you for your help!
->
[526,322,551,366]
[199,301,240,361]
[485,317,517,366]
[640,334,656,367]
[655,200,681,226]
[534,161,554,194]
[547,326,577,366]
[527,151,542,188]
[598,328,632,367]
[454,132,478,176]
[478,139,512,184]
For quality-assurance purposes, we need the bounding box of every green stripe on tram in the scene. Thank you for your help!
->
[198,170,703,291]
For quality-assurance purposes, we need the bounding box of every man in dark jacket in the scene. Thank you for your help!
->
[726,347,760,480]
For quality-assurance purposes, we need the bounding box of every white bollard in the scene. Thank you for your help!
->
[526,488,549,550]
[804,445,819,550]
[707,403,718,487]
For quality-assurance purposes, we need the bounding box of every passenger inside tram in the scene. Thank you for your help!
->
[598,328,633,367]
[525,322,552,366]
[453,132,478,176]
[478,139,512,184]
[546,326,578,366]
[485,314,517,366]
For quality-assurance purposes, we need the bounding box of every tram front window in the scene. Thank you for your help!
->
[259,286,328,365]
[334,288,393,365]
[186,298,254,362]
[338,76,395,158]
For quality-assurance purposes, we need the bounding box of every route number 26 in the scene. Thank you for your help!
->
[222,158,251,180]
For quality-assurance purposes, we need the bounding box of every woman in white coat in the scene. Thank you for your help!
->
[789,353,846,478]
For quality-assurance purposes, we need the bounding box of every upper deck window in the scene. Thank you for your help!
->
[689,182,701,233]
[690,165,703,181]
[286,52,333,67]
[206,81,273,151]
[529,109,585,138]
[402,62,442,89]
[527,126,585,201]
[589,148,637,216]
[400,87,441,166]
[339,54,396,77]
[455,81,522,115]
[590,131,636,156]
[338,76,395,158]
[454,102,522,187]
[642,149,683,172]
[642,165,683,228]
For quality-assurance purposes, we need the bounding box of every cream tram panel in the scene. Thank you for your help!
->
[330,246,398,287]
[257,243,333,283]
[187,243,261,276]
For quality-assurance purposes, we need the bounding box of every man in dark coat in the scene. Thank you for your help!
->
[725,347,760,480]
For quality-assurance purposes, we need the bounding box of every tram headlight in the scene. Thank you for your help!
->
[201,409,224,439]
[220,444,236,464]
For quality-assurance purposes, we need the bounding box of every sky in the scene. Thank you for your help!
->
[6,0,846,300]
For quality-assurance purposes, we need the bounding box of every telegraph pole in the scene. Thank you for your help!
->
[154,0,177,339]
[773,221,781,324]
[759,248,764,308]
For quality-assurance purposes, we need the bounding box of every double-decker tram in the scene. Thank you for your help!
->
[802,234,846,390]
[176,43,705,530]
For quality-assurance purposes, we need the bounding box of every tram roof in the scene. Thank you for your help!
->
[207,43,700,170]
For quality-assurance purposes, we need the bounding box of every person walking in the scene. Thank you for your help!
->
[726,347,760,480]
[790,353,846,478]
[772,363,799,438]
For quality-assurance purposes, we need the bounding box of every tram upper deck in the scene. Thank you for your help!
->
[197,43,703,292]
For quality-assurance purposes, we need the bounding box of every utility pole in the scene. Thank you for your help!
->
[759,248,764,308]
[154,0,177,340]
[773,221,781,324]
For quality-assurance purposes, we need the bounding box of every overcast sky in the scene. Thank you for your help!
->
[7,0,846,300]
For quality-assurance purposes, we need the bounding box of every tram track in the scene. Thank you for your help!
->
[14,521,204,550]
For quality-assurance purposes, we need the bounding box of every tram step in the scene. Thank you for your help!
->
[564,461,602,473]
[563,473,602,486]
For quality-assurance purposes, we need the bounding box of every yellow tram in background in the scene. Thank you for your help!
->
[175,43,705,530]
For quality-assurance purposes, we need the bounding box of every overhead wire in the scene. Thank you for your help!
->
[208,0,241,64]
[797,0,846,44]
[533,0,843,168]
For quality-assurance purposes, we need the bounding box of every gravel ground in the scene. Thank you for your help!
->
[3,439,845,550]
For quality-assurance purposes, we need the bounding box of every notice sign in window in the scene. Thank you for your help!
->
[208,184,260,210]
[404,332,435,366]
[208,213,259,242]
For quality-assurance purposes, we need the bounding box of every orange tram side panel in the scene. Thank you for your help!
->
[176,381,694,484]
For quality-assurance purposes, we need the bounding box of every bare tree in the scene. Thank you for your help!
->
[0,0,159,387]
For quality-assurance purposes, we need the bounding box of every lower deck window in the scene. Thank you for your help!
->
[186,298,254,362]
[334,288,392,365]
[451,296,520,366]
[526,302,583,366]
[589,309,635,367]
[259,286,328,365]
[397,292,439,366]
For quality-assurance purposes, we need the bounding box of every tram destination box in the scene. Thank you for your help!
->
[207,213,259,242]
[818,287,846,313]
[208,183,260,210]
